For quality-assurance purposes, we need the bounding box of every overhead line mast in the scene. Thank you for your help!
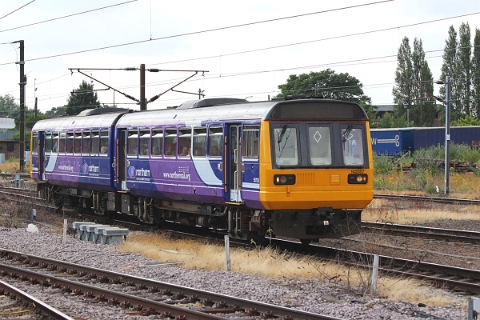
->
[69,66,208,110]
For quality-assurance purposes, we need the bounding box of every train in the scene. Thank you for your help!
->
[371,126,480,155]
[30,97,374,244]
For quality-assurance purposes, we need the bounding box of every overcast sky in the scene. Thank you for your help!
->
[0,0,479,113]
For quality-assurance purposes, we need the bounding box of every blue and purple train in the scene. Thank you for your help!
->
[31,97,374,244]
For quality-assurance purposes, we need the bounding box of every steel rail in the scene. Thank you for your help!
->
[0,249,341,320]
[374,193,480,205]
[0,263,232,320]
[362,221,480,244]
[0,279,74,320]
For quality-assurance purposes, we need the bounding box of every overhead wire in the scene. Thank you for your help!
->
[2,3,479,110]
[0,0,395,66]
[0,0,138,33]
[0,0,35,21]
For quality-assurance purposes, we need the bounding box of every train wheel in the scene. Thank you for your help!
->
[300,239,312,245]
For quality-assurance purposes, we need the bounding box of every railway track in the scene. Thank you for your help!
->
[0,249,339,320]
[270,239,480,295]
[361,221,480,244]
[374,193,480,205]
[0,280,73,320]
[3,184,480,296]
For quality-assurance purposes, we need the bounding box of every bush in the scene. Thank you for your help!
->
[374,154,394,175]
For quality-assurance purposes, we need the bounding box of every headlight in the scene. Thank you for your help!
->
[348,174,368,184]
[274,174,296,185]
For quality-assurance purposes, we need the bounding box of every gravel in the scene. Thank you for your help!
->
[0,223,468,320]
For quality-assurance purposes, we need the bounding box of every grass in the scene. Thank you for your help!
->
[118,230,464,307]
[364,198,480,224]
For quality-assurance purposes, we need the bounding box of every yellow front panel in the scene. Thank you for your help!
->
[259,121,374,210]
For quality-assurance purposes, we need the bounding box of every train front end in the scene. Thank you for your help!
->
[259,99,373,242]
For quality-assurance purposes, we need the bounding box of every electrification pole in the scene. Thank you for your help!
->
[140,64,146,111]
[14,40,26,172]
[444,76,451,195]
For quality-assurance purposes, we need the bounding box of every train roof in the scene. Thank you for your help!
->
[32,109,129,131]
[116,98,367,128]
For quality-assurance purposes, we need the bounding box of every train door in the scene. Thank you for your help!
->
[34,131,46,181]
[226,124,243,202]
[117,129,128,190]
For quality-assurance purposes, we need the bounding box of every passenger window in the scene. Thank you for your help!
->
[139,130,150,156]
[127,131,138,156]
[52,133,60,153]
[59,133,66,153]
[66,132,74,154]
[193,127,206,157]
[243,126,259,159]
[32,134,38,153]
[82,132,91,154]
[151,129,163,157]
[100,131,109,155]
[273,126,298,166]
[45,134,53,153]
[91,131,100,155]
[308,126,332,165]
[164,129,177,157]
[74,132,82,154]
[208,127,223,157]
[179,128,191,157]
[342,127,364,166]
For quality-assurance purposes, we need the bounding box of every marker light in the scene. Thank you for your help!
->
[274,174,296,185]
[348,174,368,184]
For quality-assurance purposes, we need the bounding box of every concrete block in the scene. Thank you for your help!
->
[85,224,110,242]
[93,225,117,244]
[101,227,129,245]
[73,222,96,240]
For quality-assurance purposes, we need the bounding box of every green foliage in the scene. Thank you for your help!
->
[277,69,371,104]
[455,115,480,126]
[11,132,31,150]
[66,80,100,115]
[14,108,49,130]
[457,22,472,116]
[0,94,19,118]
[373,154,394,174]
[439,23,479,121]
[392,37,436,127]
[374,112,407,128]
[45,106,67,117]
[409,169,429,188]
[425,183,438,194]
[473,28,480,118]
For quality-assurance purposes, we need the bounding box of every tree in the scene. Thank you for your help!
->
[66,80,100,115]
[277,69,371,104]
[45,106,68,117]
[0,94,19,119]
[455,114,480,126]
[457,22,472,116]
[392,37,436,127]
[439,25,462,121]
[392,37,413,125]
[473,28,480,118]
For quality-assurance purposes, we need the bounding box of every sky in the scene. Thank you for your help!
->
[0,0,479,113]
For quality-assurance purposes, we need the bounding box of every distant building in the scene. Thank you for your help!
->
[0,118,16,140]
[375,105,394,118]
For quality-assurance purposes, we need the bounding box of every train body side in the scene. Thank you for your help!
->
[31,99,374,243]
[371,126,480,155]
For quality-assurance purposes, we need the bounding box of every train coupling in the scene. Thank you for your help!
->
[313,207,334,226]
